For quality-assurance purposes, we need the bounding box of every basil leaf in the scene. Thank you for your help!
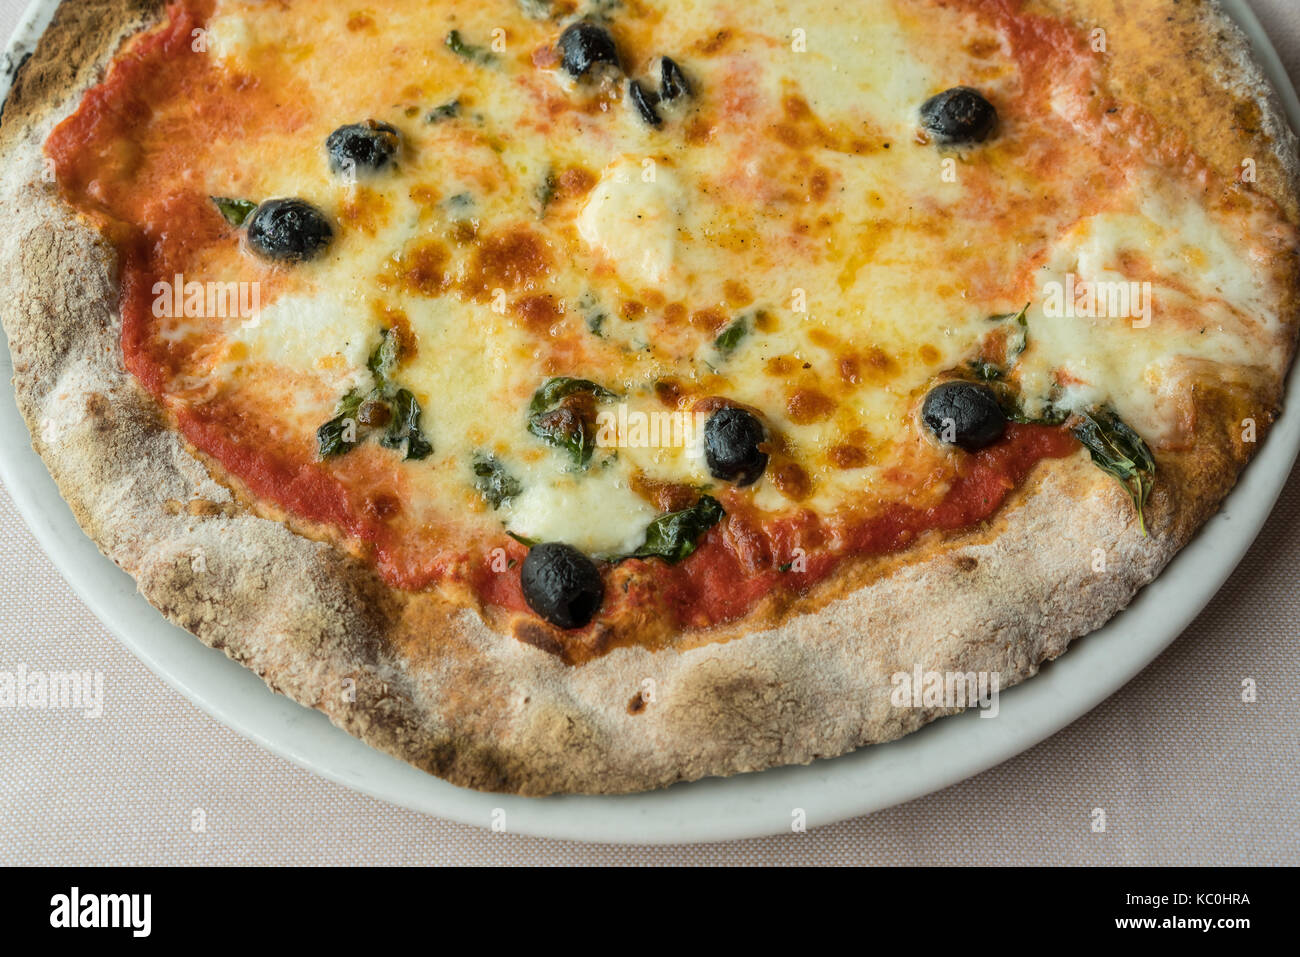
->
[713,315,749,357]
[316,391,363,457]
[1002,303,1030,364]
[527,376,618,415]
[472,454,523,509]
[527,405,597,466]
[317,350,433,462]
[426,99,461,123]
[989,303,1030,327]
[317,415,357,457]
[536,169,557,217]
[1071,407,1155,535]
[577,291,607,337]
[445,30,496,65]
[382,388,433,461]
[368,328,401,385]
[626,496,725,564]
[971,304,1030,381]
[1007,403,1068,426]
[211,197,257,227]
[526,377,617,466]
[507,531,540,548]
[968,358,1004,381]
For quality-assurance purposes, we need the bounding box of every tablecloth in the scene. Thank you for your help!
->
[1,0,1297,865]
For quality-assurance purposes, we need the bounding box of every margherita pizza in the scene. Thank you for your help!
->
[0,0,1296,793]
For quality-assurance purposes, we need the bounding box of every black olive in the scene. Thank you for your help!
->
[245,199,333,263]
[704,407,768,486]
[559,21,619,78]
[629,80,662,128]
[921,381,1007,451]
[520,542,604,629]
[659,56,692,101]
[325,120,401,176]
[919,87,997,145]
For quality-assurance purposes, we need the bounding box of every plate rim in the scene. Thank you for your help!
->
[0,0,1297,845]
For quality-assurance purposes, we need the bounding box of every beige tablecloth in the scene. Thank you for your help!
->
[1,0,1297,865]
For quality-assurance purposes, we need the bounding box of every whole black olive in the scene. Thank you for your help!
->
[559,21,619,78]
[921,381,1007,451]
[520,542,605,629]
[325,120,401,176]
[245,198,333,263]
[704,407,769,487]
[919,87,998,145]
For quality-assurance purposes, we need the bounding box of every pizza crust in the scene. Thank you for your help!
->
[0,0,1295,794]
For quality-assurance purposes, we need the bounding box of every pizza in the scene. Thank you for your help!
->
[0,0,1296,795]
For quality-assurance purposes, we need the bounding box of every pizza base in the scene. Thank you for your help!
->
[0,0,1296,795]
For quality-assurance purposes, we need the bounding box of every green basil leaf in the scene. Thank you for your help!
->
[426,99,461,123]
[626,495,725,564]
[989,303,1030,327]
[527,377,618,415]
[445,30,496,65]
[713,315,749,357]
[535,169,557,217]
[971,303,1031,381]
[472,454,523,509]
[1007,404,1068,426]
[968,358,1004,381]
[1003,303,1030,364]
[1070,407,1155,535]
[368,328,401,385]
[526,377,617,466]
[577,292,607,337]
[382,388,433,461]
[211,197,257,227]
[508,531,540,548]
[317,415,357,457]
[316,391,363,458]
[527,405,596,466]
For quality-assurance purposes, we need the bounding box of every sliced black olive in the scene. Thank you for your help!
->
[919,87,997,145]
[704,407,768,486]
[520,542,604,629]
[921,381,1006,451]
[629,80,662,128]
[559,21,619,78]
[245,199,333,263]
[325,120,401,176]
[659,56,692,100]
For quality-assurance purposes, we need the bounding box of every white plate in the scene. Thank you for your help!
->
[2,0,1298,844]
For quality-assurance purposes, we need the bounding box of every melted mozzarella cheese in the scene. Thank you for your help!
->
[504,465,658,556]
[1020,176,1284,441]
[230,293,378,393]
[204,13,255,65]
[578,157,686,288]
